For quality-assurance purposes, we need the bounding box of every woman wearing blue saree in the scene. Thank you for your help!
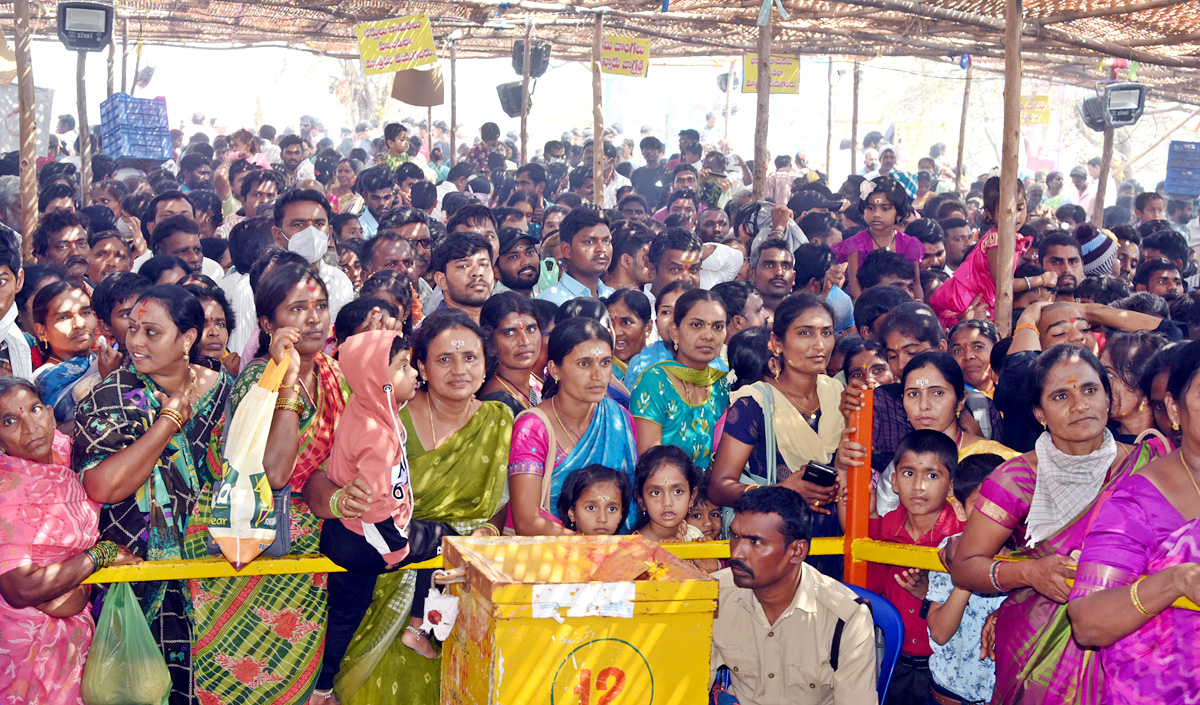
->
[509,317,638,535]
[30,281,101,434]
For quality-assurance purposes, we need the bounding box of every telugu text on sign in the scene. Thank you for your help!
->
[599,34,651,78]
[742,54,800,94]
[355,14,438,76]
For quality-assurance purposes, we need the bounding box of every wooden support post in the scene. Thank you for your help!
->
[121,19,128,94]
[520,20,533,165]
[592,13,604,206]
[844,386,874,587]
[723,58,734,151]
[107,36,115,98]
[130,35,141,97]
[449,41,457,168]
[850,61,860,176]
[1094,126,1114,225]
[78,52,92,206]
[14,0,37,257]
[751,14,771,200]
[826,58,834,176]
[956,62,973,193]
[994,0,1023,337]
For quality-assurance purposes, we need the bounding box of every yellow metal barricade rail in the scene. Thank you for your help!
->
[84,537,1199,612]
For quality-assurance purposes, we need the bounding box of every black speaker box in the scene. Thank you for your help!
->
[497,82,530,118]
[512,40,552,78]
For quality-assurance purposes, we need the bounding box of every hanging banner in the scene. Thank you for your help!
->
[1021,95,1051,125]
[742,54,799,94]
[355,14,438,76]
[599,34,650,77]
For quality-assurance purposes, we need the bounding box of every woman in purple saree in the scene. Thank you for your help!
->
[1069,339,1200,705]
[949,345,1164,704]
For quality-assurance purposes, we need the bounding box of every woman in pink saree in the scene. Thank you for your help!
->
[949,345,1163,704]
[1069,339,1200,704]
[0,377,138,705]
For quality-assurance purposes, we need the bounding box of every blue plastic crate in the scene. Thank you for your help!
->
[102,126,171,161]
[1167,141,1200,170]
[1165,166,1200,197]
[100,93,168,131]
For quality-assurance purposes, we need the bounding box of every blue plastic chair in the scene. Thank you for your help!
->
[842,584,904,702]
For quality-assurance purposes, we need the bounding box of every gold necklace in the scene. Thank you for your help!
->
[297,373,316,408]
[1178,450,1200,502]
[495,375,530,410]
[552,397,589,445]
[772,379,819,422]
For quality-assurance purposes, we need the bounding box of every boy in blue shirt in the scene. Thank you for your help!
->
[926,453,1008,705]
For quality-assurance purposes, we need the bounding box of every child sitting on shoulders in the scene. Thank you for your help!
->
[556,464,633,536]
[633,445,721,573]
[868,429,966,705]
[926,453,1007,705]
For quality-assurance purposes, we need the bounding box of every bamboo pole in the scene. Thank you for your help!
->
[130,33,142,97]
[107,36,115,98]
[14,0,37,258]
[956,61,973,193]
[1094,126,1114,225]
[520,20,533,164]
[850,61,860,176]
[751,13,771,200]
[77,52,92,206]
[121,19,128,93]
[449,41,457,168]
[591,13,604,206]
[826,58,834,177]
[994,0,1023,337]
[723,58,734,151]
[427,105,432,162]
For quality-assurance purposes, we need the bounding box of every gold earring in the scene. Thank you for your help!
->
[1173,421,1180,431]
[1138,399,1147,412]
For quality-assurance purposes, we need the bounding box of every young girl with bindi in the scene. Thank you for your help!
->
[556,464,633,536]
[832,176,924,300]
[632,445,721,572]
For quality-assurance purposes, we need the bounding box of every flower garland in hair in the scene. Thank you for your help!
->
[859,178,878,201]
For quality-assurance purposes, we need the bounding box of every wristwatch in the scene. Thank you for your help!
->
[919,598,932,620]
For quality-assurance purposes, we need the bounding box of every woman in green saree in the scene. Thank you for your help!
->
[183,263,349,705]
[334,308,510,705]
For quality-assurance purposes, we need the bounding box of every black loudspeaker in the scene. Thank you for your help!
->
[1077,96,1106,132]
[717,72,740,93]
[512,40,552,78]
[497,82,530,118]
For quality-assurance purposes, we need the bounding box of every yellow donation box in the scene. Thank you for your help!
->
[440,535,717,705]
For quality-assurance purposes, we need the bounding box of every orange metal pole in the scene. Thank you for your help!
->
[844,386,873,586]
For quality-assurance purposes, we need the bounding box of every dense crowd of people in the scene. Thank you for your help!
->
[0,113,1198,705]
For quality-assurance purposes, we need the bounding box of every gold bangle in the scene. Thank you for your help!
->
[158,408,184,433]
[474,523,499,537]
[1130,578,1156,618]
[274,397,306,415]
[1014,322,1039,335]
[743,483,761,493]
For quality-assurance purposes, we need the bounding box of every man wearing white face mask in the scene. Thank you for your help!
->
[271,188,355,318]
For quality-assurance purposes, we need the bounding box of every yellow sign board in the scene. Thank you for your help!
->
[354,14,437,76]
[742,54,800,94]
[1022,95,1051,125]
[599,34,650,77]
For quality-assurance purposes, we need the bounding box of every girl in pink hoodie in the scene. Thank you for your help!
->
[315,330,458,694]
